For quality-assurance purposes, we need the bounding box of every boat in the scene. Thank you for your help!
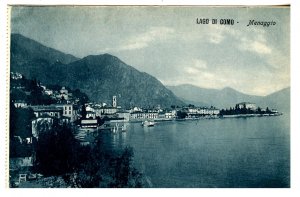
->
[111,126,117,134]
[121,124,127,132]
[142,120,155,127]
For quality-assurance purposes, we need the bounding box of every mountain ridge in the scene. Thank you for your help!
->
[10,34,185,108]
[167,84,290,112]
[11,33,79,65]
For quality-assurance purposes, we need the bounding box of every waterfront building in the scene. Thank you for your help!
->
[130,111,158,120]
[237,102,257,110]
[117,111,130,122]
[100,106,118,115]
[81,119,98,128]
[165,112,175,119]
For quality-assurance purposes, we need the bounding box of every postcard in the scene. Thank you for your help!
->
[8,5,290,188]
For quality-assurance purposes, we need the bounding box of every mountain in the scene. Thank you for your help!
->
[256,87,290,113]
[167,84,290,112]
[11,33,79,65]
[167,84,262,108]
[10,34,184,108]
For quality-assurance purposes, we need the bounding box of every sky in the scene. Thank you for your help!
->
[11,6,290,96]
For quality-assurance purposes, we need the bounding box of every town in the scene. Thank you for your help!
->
[9,72,281,187]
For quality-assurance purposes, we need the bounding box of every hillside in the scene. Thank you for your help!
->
[167,84,262,108]
[11,33,79,65]
[256,87,290,113]
[167,84,290,112]
[10,34,184,108]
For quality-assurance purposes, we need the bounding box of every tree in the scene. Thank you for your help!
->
[176,111,187,119]
[35,123,81,176]
[10,103,35,138]
[257,107,262,114]
[188,104,194,108]
[81,105,87,119]
[10,100,33,158]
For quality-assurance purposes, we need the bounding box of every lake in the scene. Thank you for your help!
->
[99,115,290,188]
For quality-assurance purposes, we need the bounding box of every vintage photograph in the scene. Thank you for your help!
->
[9,6,290,188]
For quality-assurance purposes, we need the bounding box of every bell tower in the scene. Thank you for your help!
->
[112,96,117,108]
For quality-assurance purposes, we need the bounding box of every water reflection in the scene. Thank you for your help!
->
[95,115,290,188]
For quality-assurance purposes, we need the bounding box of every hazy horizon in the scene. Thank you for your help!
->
[11,6,290,96]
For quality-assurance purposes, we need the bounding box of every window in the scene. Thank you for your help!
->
[69,106,71,110]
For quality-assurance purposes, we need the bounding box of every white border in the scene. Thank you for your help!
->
[1,0,299,197]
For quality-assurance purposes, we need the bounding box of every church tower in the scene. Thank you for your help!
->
[112,96,117,108]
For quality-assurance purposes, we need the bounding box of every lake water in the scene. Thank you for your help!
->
[100,115,290,188]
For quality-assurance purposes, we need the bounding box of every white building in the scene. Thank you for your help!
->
[130,112,158,120]
[56,103,75,122]
[81,119,98,128]
[31,105,63,119]
[60,87,69,100]
[100,107,118,115]
[237,102,257,110]
[13,100,28,108]
[44,89,53,95]
[117,111,130,122]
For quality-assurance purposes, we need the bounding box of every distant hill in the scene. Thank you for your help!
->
[256,87,290,113]
[167,84,262,108]
[10,34,184,108]
[167,84,290,112]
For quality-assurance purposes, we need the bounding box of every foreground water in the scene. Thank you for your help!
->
[99,115,290,188]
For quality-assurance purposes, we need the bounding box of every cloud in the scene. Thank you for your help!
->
[238,29,272,55]
[184,59,208,75]
[207,25,239,44]
[103,26,175,52]
[194,59,207,69]
[239,37,272,55]
[183,59,215,83]
[206,26,272,55]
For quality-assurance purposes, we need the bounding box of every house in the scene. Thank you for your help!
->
[60,87,69,100]
[54,102,75,122]
[237,102,257,110]
[31,105,63,119]
[44,89,53,95]
[100,106,118,115]
[11,72,23,80]
[130,111,158,120]
[86,111,96,119]
[13,100,28,108]
[165,111,176,119]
